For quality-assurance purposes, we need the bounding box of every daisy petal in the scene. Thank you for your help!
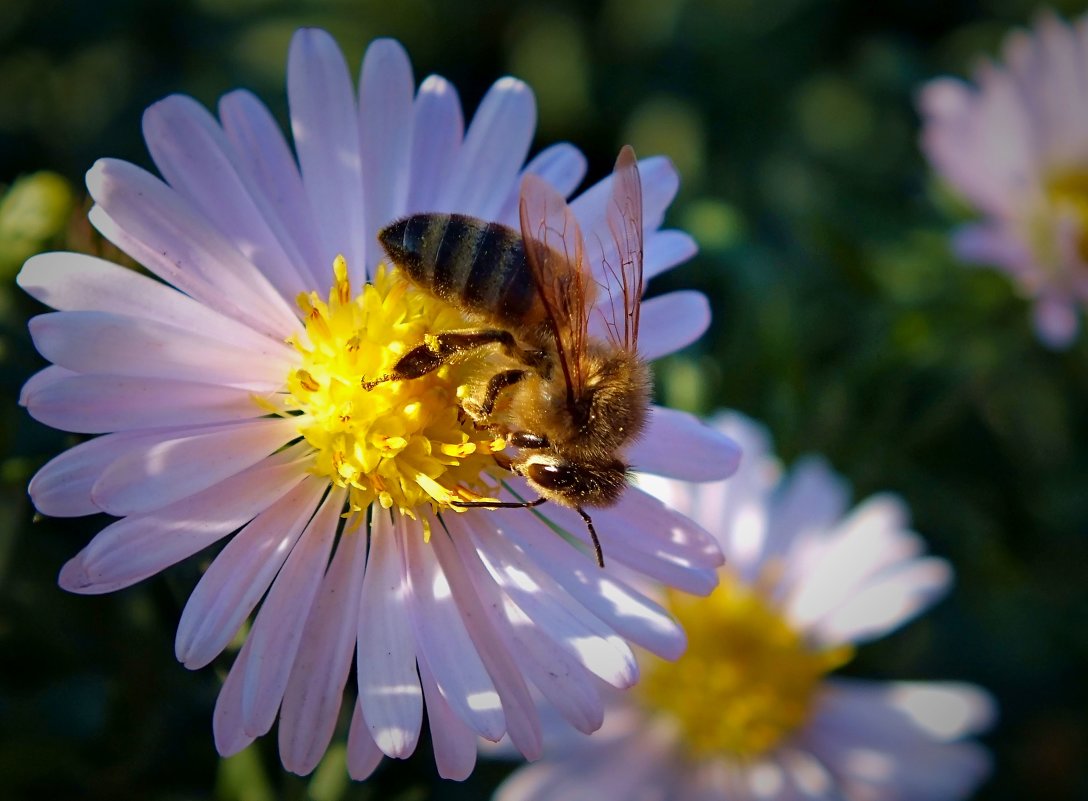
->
[28,310,294,391]
[628,290,710,361]
[418,656,478,781]
[441,77,535,218]
[496,142,588,225]
[357,513,423,759]
[288,28,367,283]
[628,405,742,481]
[240,487,343,738]
[174,476,326,669]
[346,703,385,781]
[279,525,368,776]
[29,429,180,518]
[465,511,639,683]
[18,252,287,351]
[91,417,298,516]
[86,159,299,338]
[143,94,309,303]
[446,515,604,734]
[405,75,464,214]
[59,449,309,594]
[359,38,415,270]
[24,374,267,434]
[212,636,257,757]
[403,521,505,741]
[644,230,698,281]
[431,525,542,759]
[219,89,324,288]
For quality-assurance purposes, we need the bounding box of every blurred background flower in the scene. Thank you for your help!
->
[919,11,1088,348]
[2,1,1087,800]
[494,411,995,801]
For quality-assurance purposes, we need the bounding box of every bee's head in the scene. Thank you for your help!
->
[519,453,629,509]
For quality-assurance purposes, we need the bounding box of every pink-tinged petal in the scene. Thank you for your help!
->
[783,495,926,633]
[805,682,994,801]
[763,456,850,591]
[91,417,299,516]
[143,94,310,302]
[463,510,645,677]
[19,365,73,406]
[430,525,542,760]
[572,156,679,252]
[541,502,720,596]
[174,476,326,669]
[1033,294,1080,348]
[219,89,324,288]
[628,405,742,482]
[591,485,723,569]
[346,702,385,781]
[808,557,953,646]
[18,252,289,352]
[59,448,310,594]
[357,513,423,758]
[288,28,367,283]
[212,635,257,757]
[495,722,675,801]
[24,374,267,434]
[826,678,997,741]
[28,429,178,518]
[359,39,414,270]
[440,77,535,218]
[417,656,477,781]
[445,514,604,735]
[643,230,698,281]
[616,290,709,361]
[404,75,463,214]
[280,522,368,776]
[496,143,588,225]
[491,488,687,661]
[402,521,505,741]
[28,310,293,392]
[950,222,1032,275]
[240,487,343,737]
[85,159,299,338]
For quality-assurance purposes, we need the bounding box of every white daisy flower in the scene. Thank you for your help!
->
[919,11,1088,347]
[18,29,741,780]
[495,412,995,800]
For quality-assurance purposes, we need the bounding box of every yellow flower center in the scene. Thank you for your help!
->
[1038,170,1088,265]
[279,257,506,529]
[636,570,853,760]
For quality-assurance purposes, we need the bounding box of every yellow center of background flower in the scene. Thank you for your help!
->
[636,571,853,759]
[1041,170,1088,263]
[282,258,506,526]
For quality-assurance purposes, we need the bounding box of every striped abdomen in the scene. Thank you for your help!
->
[378,214,541,330]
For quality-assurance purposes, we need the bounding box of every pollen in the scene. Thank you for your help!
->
[281,257,507,522]
[635,569,853,760]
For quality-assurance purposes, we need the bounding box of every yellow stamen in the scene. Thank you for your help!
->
[636,568,853,760]
[281,258,507,523]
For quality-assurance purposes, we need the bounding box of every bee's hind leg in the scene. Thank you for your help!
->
[363,329,521,390]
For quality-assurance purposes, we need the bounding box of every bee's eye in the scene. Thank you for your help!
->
[526,461,579,491]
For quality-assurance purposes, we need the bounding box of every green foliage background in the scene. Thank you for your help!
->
[2,0,1087,799]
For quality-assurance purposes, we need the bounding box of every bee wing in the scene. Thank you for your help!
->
[600,144,645,353]
[519,173,594,405]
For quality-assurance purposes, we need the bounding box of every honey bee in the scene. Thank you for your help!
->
[366,145,650,567]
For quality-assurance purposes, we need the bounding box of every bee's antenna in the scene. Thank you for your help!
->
[576,508,605,568]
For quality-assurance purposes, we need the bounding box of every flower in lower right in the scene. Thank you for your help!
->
[494,412,995,801]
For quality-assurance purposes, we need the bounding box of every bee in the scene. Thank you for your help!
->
[366,145,650,567]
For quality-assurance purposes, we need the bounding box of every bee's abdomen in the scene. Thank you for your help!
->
[379,213,538,328]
